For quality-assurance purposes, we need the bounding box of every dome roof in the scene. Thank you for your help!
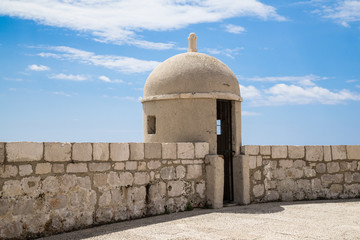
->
[143,52,241,100]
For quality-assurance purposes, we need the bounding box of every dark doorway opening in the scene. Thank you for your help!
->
[217,99,233,202]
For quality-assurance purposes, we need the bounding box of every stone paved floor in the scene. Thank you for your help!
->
[39,199,360,240]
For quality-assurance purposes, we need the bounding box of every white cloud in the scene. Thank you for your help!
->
[52,91,71,97]
[99,75,124,83]
[49,73,87,81]
[240,85,262,99]
[225,24,246,34]
[346,79,358,83]
[28,64,50,71]
[315,1,360,27]
[241,74,326,84]
[242,111,261,116]
[38,46,160,73]
[203,47,244,58]
[0,0,284,49]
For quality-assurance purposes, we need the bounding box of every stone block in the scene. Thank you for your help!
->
[129,143,144,160]
[305,146,323,161]
[160,166,176,180]
[126,161,137,170]
[271,146,287,159]
[329,184,343,197]
[253,184,264,198]
[2,180,22,197]
[253,170,261,181]
[186,165,202,179]
[72,143,92,161]
[7,142,43,162]
[119,172,133,186]
[265,190,279,201]
[256,156,262,167]
[323,146,332,161]
[316,163,326,173]
[52,164,65,173]
[107,171,120,186]
[0,165,18,178]
[0,142,4,164]
[260,146,271,155]
[167,181,184,197]
[21,176,41,196]
[249,156,257,169]
[110,143,129,161]
[148,160,161,170]
[279,160,293,168]
[145,143,161,159]
[45,142,71,162]
[93,143,109,161]
[89,163,111,172]
[196,182,206,198]
[332,145,346,160]
[177,143,194,159]
[66,163,88,173]
[114,162,125,170]
[353,172,360,182]
[176,165,186,179]
[162,143,177,159]
[19,164,33,176]
[35,163,51,174]
[195,142,209,158]
[13,199,35,215]
[42,176,59,193]
[288,146,304,159]
[293,160,306,168]
[345,172,352,183]
[50,195,67,209]
[340,161,351,171]
[134,172,150,185]
[327,162,340,173]
[0,199,10,216]
[347,145,360,160]
[243,145,259,155]
[138,161,147,171]
[94,173,108,188]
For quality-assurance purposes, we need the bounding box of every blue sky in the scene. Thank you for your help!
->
[0,0,360,145]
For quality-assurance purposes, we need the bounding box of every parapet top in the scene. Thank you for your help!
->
[188,33,198,52]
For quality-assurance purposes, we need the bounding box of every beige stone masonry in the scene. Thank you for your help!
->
[89,163,111,172]
[35,163,51,174]
[19,164,33,176]
[73,143,92,161]
[7,142,43,162]
[332,145,347,160]
[178,143,194,159]
[0,165,18,178]
[271,146,287,159]
[0,142,4,164]
[45,142,71,162]
[323,146,332,161]
[242,145,259,155]
[110,143,129,161]
[195,142,209,158]
[162,143,177,159]
[288,146,305,159]
[52,164,64,173]
[347,145,360,160]
[305,146,323,161]
[67,163,88,173]
[260,146,271,155]
[145,143,161,159]
[93,143,109,161]
[130,143,144,160]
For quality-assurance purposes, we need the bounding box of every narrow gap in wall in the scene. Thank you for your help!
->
[147,116,156,134]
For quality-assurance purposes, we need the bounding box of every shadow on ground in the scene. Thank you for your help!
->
[39,199,360,240]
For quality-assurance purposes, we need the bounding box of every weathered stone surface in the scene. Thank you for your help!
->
[2,180,22,197]
[42,176,59,193]
[7,142,43,162]
[160,166,176,180]
[266,190,279,201]
[145,143,161,159]
[347,145,360,160]
[107,171,120,186]
[321,174,343,186]
[243,145,259,155]
[72,143,92,161]
[35,163,51,174]
[148,160,161,170]
[304,167,316,178]
[332,145,346,160]
[138,161,147,171]
[110,143,129,161]
[350,161,358,171]
[345,172,352,183]
[195,142,209,158]
[186,165,202,179]
[119,172,134,186]
[125,161,137,170]
[178,143,194,159]
[279,160,293,168]
[316,163,326,173]
[45,142,71,162]
[256,156,262,167]
[66,163,88,173]
[21,176,40,196]
[93,143,109,161]
[260,146,271,155]
[176,165,186,179]
[327,162,340,173]
[305,146,323,161]
[114,162,125,170]
[353,172,360,182]
[196,182,206,198]
[0,199,10,216]
[0,165,18,178]
[52,164,64,173]
[19,164,33,176]
[288,146,305,159]
[93,173,108,188]
[278,179,295,192]
[167,181,184,197]
[249,156,257,169]
[272,146,287,159]
[323,146,332,161]
[329,184,343,197]
[296,179,310,190]
[162,143,177,159]
[340,162,351,171]
[253,170,261,181]
[253,184,264,197]
[293,160,306,168]
[0,142,4,164]
[50,195,67,209]
[89,163,111,172]
[130,143,144,160]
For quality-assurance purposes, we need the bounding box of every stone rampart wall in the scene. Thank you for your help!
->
[242,145,360,203]
[0,142,209,239]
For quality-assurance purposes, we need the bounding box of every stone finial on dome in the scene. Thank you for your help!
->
[188,33,198,52]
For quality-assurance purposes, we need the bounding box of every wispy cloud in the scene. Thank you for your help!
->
[243,111,261,116]
[37,46,160,73]
[240,74,328,86]
[346,79,358,83]
[225,24,246,34]
[49,73,87,81]
[99,75,124,83]
[0,0,285,49]
[27,64,50,71]
[52,91,71,97]
[113,96,141,102]
[203,47,244,58]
